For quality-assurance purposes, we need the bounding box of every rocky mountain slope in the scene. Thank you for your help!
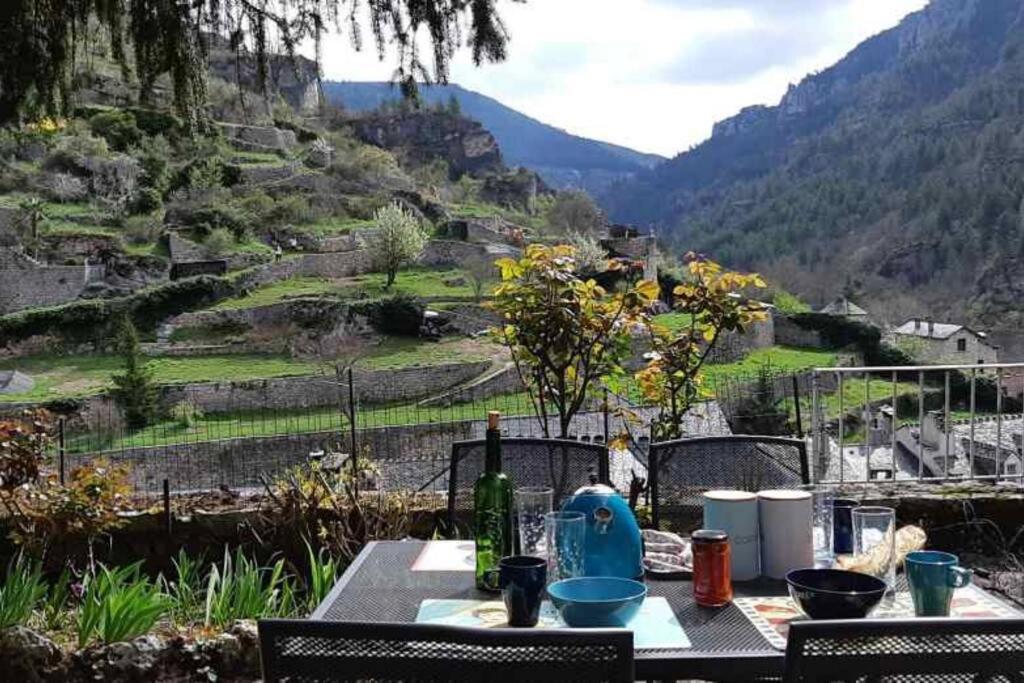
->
[602,0,1024,325]
[323,81,663,195]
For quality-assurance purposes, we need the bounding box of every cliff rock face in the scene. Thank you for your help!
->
[204,35,322,113]
[601,0,1024,324]
[352,110,504,178]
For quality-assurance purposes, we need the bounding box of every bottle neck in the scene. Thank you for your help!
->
[485,427,501,472]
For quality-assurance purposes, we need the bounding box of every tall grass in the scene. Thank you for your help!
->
[304,541,338,613]
[204,548,297,628]
[160,549,206,626]
[77,563,168,647]
[0,555,47,629]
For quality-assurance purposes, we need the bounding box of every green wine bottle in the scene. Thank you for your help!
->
[474,411,513,591]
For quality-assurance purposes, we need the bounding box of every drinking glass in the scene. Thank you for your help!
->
[808,487,835,567]
[852,506,897,590]
[544,511,585,582]
[515,486,553,557]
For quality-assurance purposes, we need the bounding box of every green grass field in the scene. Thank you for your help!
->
[68,389,536,452]
[211,268,482,311]
[359,337,500,370]
[0,354,321,403]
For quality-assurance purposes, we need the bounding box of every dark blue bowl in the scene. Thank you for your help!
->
[547,577,647,627]
[786,569,887,620]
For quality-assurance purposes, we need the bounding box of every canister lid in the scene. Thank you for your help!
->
[704,489,756,501]
[757,489,811,501]
[691,529,728,544]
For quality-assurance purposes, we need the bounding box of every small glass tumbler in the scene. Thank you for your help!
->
[544,511,585,582]
[852,506,897,590]
[809,487,835,567]
[515,486,553,557]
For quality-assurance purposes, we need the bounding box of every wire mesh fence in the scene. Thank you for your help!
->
[44,364,805,498]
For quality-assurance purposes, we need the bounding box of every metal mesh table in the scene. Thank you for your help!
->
[313,541,786,681]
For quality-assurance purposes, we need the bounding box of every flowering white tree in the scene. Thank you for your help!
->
[366,203,428,288]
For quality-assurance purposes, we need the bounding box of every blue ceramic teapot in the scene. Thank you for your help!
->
[560,476,644,580]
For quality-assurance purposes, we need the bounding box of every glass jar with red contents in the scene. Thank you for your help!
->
[692,529,733,607]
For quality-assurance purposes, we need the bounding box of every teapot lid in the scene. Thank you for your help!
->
[572,472,616,496]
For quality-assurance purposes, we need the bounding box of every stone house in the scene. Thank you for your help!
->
[819,296,870,322]
[892,319,998,365]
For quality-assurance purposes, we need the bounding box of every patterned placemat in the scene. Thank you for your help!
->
[735,584,1021,651]
[415,596,691,650]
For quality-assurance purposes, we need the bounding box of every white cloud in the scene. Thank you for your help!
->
[316,0,929,156]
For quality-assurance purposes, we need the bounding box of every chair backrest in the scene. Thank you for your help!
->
[649,435,809,528]
[447,438,610,533]
[259,619,634,683]
[784,617,1024,682]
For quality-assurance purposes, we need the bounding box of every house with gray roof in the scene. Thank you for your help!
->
[819,296,870,321]
[892,319,998,365]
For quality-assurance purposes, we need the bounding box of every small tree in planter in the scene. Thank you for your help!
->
[636,254,768,442]
[491,244,658,438]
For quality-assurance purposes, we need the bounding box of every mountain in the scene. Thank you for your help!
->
[601,0,1024,326]
[322,81,663,195]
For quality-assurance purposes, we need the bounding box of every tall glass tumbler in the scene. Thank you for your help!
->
[544,511,585,582]
[809,487,835,567]
[852,506,897,590]
[515,486,553,557]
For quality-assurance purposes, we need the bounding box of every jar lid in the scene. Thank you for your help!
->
[691,529,728,543]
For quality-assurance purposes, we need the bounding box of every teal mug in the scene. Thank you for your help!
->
[905,551,972,617]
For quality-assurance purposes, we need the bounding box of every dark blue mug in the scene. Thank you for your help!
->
[832,498,860,555]
[906,551,972,617]
[498,555,547,627]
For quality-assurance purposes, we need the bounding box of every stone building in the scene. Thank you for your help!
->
[892,319,999,365]
[819,296,870,322]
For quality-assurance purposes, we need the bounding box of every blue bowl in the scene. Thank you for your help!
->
[786,568,887,620]
[547,577,647,627]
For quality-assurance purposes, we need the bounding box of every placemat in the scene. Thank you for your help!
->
[415,596,691,650]
[411,540,475,572]
[735,584,1020,651]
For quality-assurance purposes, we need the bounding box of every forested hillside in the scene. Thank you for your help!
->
[324,81,663,195]
[603,0,1024,325]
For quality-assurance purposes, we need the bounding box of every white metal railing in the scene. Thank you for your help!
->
[810,362,1024,485]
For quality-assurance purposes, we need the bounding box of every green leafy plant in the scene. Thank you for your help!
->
[77,563,167,647]
[0,555,47,629]
[42,565,72,632]
[204,548,293,628]
[304,540,338,613]
[491,244,658,437]
[160,549,206,626]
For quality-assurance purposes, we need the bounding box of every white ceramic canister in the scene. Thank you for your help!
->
[702,490,760,581]
[757,489,813,580]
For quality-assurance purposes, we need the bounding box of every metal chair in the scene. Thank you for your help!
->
[649,435,809,528]
[446,437,610,533]
[784,617,1024,682]
[258,619,634,682]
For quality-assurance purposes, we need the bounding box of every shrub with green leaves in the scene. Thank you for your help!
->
[203,227,234,258]
[77,563,167,647]
[89,110,143,152]
[0,555,47,629]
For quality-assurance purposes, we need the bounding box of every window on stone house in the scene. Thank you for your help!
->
[957,338,966,352]
[1007,462,1019,476]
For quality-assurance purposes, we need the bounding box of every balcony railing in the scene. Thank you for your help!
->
[810,362,1024,485]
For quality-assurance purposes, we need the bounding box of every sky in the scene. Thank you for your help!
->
[318,0,929,157]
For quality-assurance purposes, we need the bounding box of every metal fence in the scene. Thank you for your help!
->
[810,362,1024,485]
[52,366,737,498]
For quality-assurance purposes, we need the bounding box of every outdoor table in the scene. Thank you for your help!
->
[312,540,1021,681]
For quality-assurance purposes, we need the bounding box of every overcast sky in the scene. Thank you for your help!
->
[318,0,929,157]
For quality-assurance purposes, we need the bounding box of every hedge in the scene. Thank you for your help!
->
[0,276,238,345]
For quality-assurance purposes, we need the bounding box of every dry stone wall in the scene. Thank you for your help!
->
[0,248,89,314]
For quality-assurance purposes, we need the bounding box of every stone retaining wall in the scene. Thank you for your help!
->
[0,248,89,314]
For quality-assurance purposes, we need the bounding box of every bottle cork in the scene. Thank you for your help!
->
[487,411,500,430]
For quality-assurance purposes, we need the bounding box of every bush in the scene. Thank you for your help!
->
[77,563,168,647]
[361,294,424,336]
[134,134,173,194]
[271,194,317,225]
[203,227,234,258]
[125,107,182,138]
[88,110,143,151]
[123,214,162,245]
[39,172,88,203]
[234,191,275,222]
[130,186,163,214]
[170,400,203,428]
[177,203,247,240]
